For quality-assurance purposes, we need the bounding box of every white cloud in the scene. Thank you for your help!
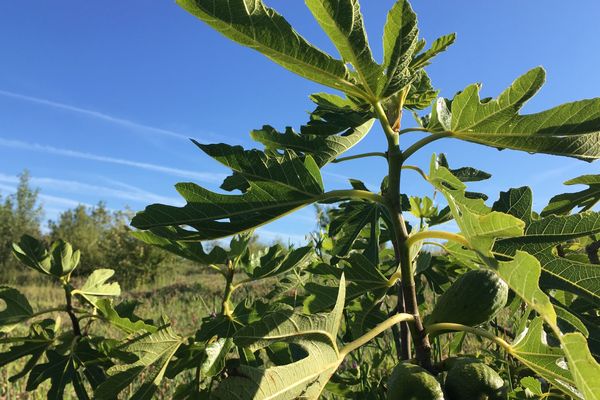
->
[0,183,90,208]
[0,137,226,183]
[0,173,182,206]
[0,89,192,141]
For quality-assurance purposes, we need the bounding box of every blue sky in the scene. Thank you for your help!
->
[1,1,600,243]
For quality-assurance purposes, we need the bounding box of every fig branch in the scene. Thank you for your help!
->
[374,100,433,370]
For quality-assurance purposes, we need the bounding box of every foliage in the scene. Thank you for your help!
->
[49,204,169,288]
[0,171,43,275]
[3,0,600,399]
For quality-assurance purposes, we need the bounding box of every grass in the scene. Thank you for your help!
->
[0,262,275,399]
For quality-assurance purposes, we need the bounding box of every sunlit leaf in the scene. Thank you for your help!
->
[72,269,120,307]
[12,235,80,278]
[176,0,365,98]
[132,147,325,241]
[562,332,600,400]
[543,174,600,216]
[429,67,600,161]
[509,318,579,398]
[494,187,600,305]
[428,155,525,255]
[95,299,156,334]
[305,0,381,94]
[380,0,418,97]
[251,119,374,167]
[410,33,456,70]
[213,276,347,399]
[95,318,184,400]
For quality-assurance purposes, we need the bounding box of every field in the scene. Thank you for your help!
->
[1,263,274,399]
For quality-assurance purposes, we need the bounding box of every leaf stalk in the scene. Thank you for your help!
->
[331,152,387,164]
[425,322,511,350]
[402,132,452,161]
[340,313,415,357]
[406,230,469,249]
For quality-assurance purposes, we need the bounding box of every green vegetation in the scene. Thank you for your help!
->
[2,0,600,399]
[0,172,172,288]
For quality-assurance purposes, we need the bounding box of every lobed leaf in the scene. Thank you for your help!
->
[410,33,456,70]
[251,119,374,168]
[132,147,325,241]
[95,299,157,334]
[213,275,347,399]
[494,187,600,305]
[509,318,579,398]
[304,254,389,313]
[0,320,55,381]
[305,0,381,94]
[95,318,183,400]
[380,0,418,97]
[72,269,120,308]
[542,174,600,216]
[428,155,525,255]
[176,0,365,98]
[0,286,33,331]
[562,332,600,400]
[300,93,372,136]
[247,245,314,280]
[328,200,389,258]
[131,229,228,265]
[429,67,600,161]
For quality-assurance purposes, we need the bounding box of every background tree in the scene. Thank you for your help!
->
[48,204,170,287]
[0,171,43,277]
[48,203,112,274]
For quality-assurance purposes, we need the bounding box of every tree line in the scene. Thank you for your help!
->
[0,171,169,287]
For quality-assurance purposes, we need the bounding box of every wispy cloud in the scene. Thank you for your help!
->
[0,138,226,183]
[0,183,90,208]
[0,89,195,141]
[0,173,182,205]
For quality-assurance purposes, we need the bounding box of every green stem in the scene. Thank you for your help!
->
[406,230,469,249]
[332,152,387,164]
[402,132,452,161]
[425,323,511,350]
[374,101,398,146]
[340,313,415,357]
[319,189,386,205]
[28,306,68,319]
[221,260,235,318]
[397,127,430,135]
[401,165,429,182]
[208,264,226,276]
[373,98,432,368]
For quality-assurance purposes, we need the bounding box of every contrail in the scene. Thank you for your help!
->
[0,89,192,141]
[0,173,182,205]
[0,182,91,208]
[0,138,226,183]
